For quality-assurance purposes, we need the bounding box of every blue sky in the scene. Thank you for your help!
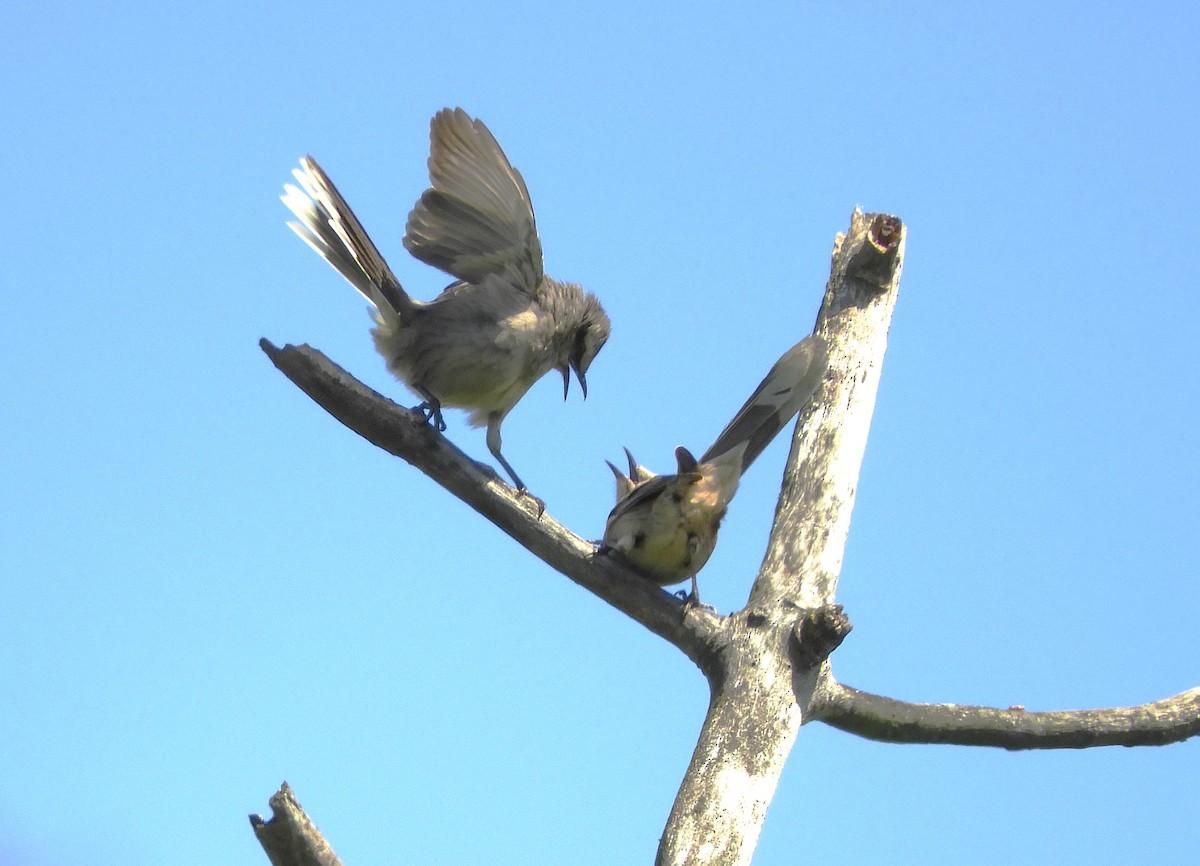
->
[2,1,1197,864]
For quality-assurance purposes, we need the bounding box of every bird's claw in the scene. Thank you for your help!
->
[673,588,716,614]
[415,401,447,432]
[516,487,546,518]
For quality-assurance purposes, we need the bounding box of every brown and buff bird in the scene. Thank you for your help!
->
[601,335,828,601]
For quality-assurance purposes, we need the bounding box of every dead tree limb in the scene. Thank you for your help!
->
[250,783,342,866]
[258,209,1198,866]
[654,211,906,866]
[812,680,1200,749]
[259,337,728,671]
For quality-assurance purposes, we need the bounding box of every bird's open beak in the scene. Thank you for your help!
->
[571,360,588,400]
[561,362,588,400]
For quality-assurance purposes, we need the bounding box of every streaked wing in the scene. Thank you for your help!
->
[700,335,829,472]
[403,108,544,295]
[605,471,703,525]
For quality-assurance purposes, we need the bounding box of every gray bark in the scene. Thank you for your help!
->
[656,211,906,865]
[813,680,1200,749]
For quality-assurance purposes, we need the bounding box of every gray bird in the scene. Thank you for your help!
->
[601,335,829,601]
[281,108,611,499]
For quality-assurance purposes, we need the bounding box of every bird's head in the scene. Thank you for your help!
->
[559,290,611,400]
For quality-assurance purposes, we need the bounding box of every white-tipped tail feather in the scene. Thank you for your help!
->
[282,157,408,336]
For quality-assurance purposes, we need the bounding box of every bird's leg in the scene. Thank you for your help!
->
[672,576,701,606]
[672,575,712,613]
[487,415,544,516]
[411,385,446,432]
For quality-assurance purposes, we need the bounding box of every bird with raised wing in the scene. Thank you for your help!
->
[282,108,611,502]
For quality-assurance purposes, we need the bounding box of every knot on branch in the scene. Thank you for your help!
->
[790,604,853,671]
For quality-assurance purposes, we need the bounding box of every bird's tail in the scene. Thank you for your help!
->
[282,156,409,332]
[700,334,830,473]
[605,447,658,502]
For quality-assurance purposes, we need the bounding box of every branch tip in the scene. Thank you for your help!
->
[251,782,344,866]
[844,212,904,289]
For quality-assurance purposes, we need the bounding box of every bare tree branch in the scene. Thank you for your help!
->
[257,205,1197,866]
[258,339,728,671]
[250,783,343,866]
[812,679,1200,749]
[656,211,908,866]
[754,211,906,613]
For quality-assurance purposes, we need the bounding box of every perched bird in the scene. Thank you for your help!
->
[600,335,829,601]
[281,108,611,499]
